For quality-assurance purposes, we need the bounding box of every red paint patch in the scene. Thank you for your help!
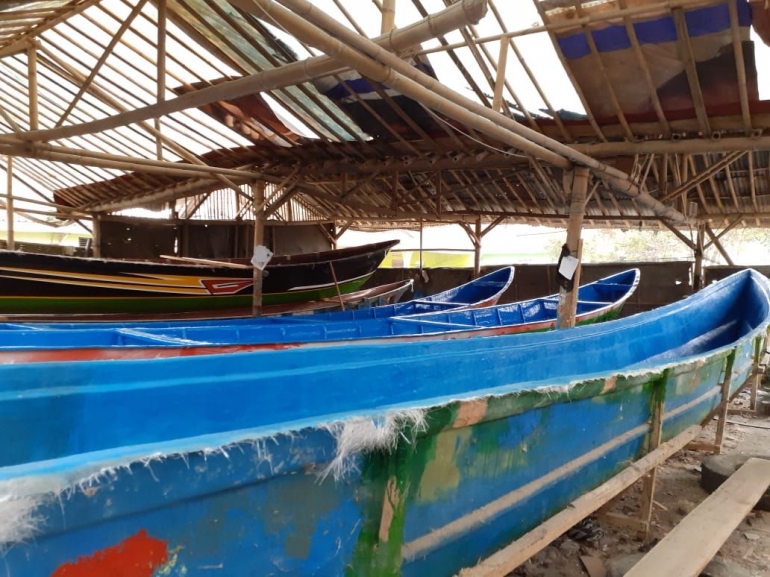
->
[52,530,168,577]
[200,278,253,295]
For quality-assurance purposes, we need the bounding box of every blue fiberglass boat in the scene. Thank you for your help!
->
[0,266,515,329]
[0,269,637,363]
[0,269,767,575]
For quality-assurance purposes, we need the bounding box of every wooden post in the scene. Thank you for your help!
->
[638,372,666,537]
[5,156,14,251]
[714,351,736,452]
[474,217,481,278]
[329,261,345,311]
[556,166,589,329]
[91,213,100,257]
[419,219,424,272]
[252,181,266,316]
[693,224,705,292]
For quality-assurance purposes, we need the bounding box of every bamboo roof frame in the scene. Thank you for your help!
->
[0,0,766,240]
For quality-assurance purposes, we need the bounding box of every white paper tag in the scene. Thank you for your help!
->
[558,254,579,280]
[251,245,274,270]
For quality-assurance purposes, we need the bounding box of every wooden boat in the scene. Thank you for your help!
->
[0,269,767,575]
[6,266,513,329]
[0,269,636,363]
[0,240,398,315]
[0,278,415,324]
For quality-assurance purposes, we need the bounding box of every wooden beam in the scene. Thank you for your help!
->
[252,180,266,316]
[704,224,735,265]
[0,0,103,59]
[5,156,14,251]
[156,0,167,160]
[0,0,486,143]
[658,151,745,204]
[55,0,150,128]
[27,42,38,131]
[672,8,711,134]
[557,166,588,329]
[460,425,703,577]
[728,0,752,133]
[714,351,736,451]
[491,39,508,113]
[625,458,770,577]
[693,224,705,292]
[474,217,481,277]
[571,136,770,156]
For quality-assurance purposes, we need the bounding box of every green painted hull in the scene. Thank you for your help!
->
[0,275,370,314]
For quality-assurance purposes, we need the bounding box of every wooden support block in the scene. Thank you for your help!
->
[685,442,721,453]
[459,425,702,577]
[625,458,770,577]
[600,512,649,533]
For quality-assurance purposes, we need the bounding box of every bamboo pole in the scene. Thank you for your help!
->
[704,224,735,266]
[693,224,705,292]
[156,0,167,160]
[556,167,588,329]
[659,151,745,204]
[329,261,346,310]
[5,156,13,251]
[491,39,508,113]
[419,219,424,273]
[418,0,724,56]
[27,43,38,131]
[728,0,752,133]
[474,217,481,278]
[0,143,261,179]
[571,136,770,156]
[0,0,103,59]
[673,8,711,135]
[252,181,266,316]
[262,0,690,224]
[1,0,486,145]
[381,0,396,34]
[56,0,150,128]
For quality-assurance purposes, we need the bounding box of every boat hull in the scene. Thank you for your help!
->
[0,241,397,314]
[0,269,767,575]
[0,269,634,363]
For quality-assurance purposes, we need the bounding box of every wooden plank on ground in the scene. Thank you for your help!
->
[625,458,770,577]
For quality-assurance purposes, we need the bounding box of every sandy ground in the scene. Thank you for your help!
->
[509,388,770,577]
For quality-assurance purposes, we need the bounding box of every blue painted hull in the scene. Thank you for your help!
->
[0,269,767,576]
[0,269,637,363]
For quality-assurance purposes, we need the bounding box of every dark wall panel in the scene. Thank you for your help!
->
[100,219,177,259]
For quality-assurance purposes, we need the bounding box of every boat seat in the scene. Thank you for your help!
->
[413,300,463,307]
[114,328,206,346]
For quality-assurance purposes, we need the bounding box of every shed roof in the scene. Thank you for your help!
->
[0,0,769,231]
